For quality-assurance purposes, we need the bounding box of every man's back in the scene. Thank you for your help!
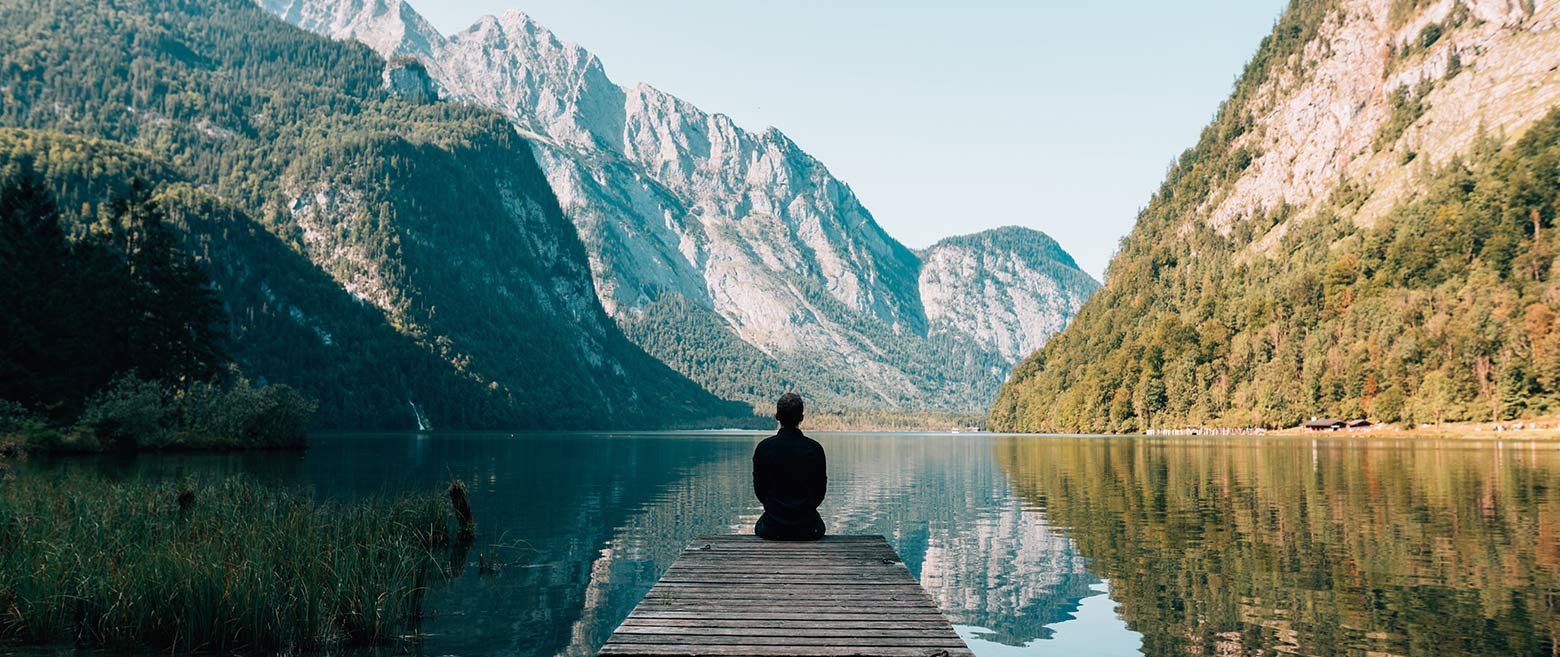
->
[752,427,826,541]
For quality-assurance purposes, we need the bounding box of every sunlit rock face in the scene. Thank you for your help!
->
[1205,0,1560,242]
[381,59,435,103]
[919,228,1099,364]
[259,0,1098,412]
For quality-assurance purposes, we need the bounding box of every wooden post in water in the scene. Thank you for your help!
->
[599,534,972,657]
[448,480,475,543]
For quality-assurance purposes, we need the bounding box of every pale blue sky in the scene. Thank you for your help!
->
[415,2,1288,280]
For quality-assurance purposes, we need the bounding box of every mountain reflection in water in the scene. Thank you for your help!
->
[996,436,1560,657]
[23,433,1560,657]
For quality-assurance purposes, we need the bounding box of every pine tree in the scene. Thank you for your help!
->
[0,165,135,415]
[0,164,74,410]
[110,181,226,385]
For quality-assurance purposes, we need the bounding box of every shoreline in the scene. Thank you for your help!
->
[1140,416,1560,441]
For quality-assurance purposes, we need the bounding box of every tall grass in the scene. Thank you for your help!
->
[0,475,449,653]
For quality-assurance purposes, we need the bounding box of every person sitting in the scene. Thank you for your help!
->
[752,392,827,541]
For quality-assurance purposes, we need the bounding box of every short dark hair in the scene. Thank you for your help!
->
[775,392,805,428]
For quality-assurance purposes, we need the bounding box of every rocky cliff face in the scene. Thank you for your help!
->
[381,58,435,103]
[259,0,1098,413]
[993,0,1560,432]
[920,228,1100,364]
[1208,0,1559,238]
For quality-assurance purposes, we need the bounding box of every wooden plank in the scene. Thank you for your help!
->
[609,636,965,647]
[652,580,917,586]
[616,628,957,635]
[643,585,929,595]
[642,590,931,599]
[627,596,929,605]
[601,646,974,657]
[612,628,960,638]
[599,535,970,657]
[616,619,956,630]
[687,541,891,546]
[658,573,912,580]
[646,584,928,592]
[629,607,950,618]
[666,563,907,570]
[661,568,908,574]
[628,607,947,617]
[639,597,936,606]
[668,560,904,568]
[699,535,880,540]
[682,543,897,550]
[640,594,933,604]
[645,586,929,595]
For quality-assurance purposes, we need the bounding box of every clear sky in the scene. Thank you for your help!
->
[413,1,1288,280]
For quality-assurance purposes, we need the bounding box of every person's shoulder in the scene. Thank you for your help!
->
[755,432,784,451]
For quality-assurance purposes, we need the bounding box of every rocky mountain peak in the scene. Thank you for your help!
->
[920,227,1098,364]
[260,0,1098,413]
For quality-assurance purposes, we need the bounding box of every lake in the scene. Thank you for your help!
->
[22,432,1560,657]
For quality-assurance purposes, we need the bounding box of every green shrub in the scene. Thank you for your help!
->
[68,375,316,452]
[174,380,315,448]
[0,400,34,434]
[214,381,315,448]
[78,374,172,450]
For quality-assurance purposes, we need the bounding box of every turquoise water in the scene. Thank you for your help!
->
[28,432,1560,657]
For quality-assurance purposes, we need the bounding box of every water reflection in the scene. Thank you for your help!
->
[39,433,1555,657]
[20,432,1104,657]
[996,437,1560,657]
[34,434,1559,656]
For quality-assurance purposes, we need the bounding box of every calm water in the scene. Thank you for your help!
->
[23,432,1560,657]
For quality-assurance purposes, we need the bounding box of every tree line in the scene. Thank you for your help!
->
[1,162,314,450]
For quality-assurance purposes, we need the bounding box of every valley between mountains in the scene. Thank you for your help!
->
[259,0,1100,420]
[14,0,1553,434]
[0,0,1097,430]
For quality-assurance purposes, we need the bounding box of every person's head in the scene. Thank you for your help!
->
[775,392,805,429]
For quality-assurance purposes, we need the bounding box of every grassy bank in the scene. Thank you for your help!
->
[0,475,449,654]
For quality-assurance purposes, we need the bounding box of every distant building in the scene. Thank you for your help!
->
[1347,419,1372,429]
[1303,419,1346,431]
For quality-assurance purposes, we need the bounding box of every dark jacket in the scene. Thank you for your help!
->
[752,427,827,540]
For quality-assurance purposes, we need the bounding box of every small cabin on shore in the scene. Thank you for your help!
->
[1303,419,1346,431]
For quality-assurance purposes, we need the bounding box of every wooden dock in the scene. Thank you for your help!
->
[599,534,973,657]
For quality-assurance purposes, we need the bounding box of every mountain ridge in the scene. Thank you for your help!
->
[993,0,1560,432]
[260,0,1099,413]
[0,0,749,429]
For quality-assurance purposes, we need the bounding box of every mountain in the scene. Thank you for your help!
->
[919,227,1100,365]
[0,0,749,429]
[993,0,1560,432]
[258,0,1100,414]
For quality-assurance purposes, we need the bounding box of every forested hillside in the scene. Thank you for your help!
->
[261,0,1100,416]
[0,0,747,429]
[993,0,1560,432]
